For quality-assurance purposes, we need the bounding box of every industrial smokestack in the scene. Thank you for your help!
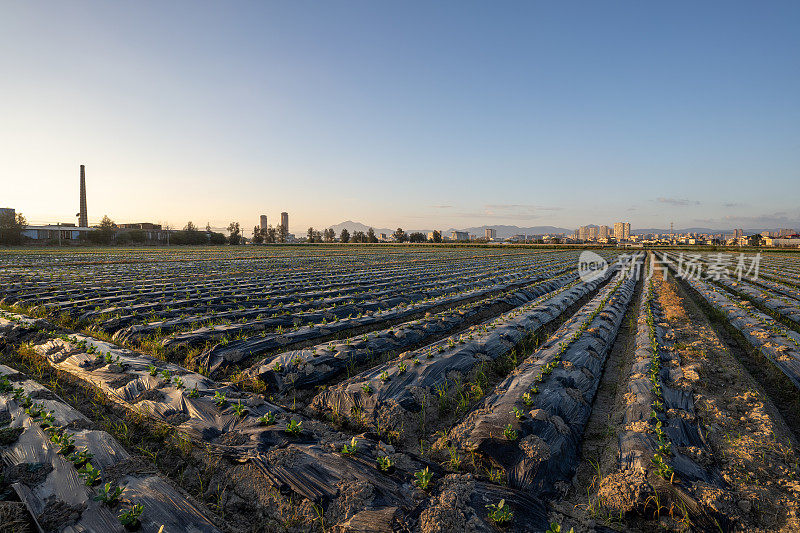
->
[79,165,88,227]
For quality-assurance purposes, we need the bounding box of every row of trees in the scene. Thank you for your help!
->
[302,227,381,243]
[0,211,27,244]
[249,224,289,244]
[295,227,444,244]
[88,218,227,245]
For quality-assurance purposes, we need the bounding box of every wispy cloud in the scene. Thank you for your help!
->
[656,197,701,207]
[430,205,452,209]
[722,202,746,208]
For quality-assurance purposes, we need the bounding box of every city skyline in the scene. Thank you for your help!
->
[2,2,799,231]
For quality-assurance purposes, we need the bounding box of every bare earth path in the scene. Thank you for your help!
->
[557,266,800,532]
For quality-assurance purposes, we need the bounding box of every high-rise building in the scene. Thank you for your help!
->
[734,228,744,239]
[588,226,598,240]
[260,215,268,230]
[599,225,610,239]
[78,165,88,228]
[614,222,630,241]
[280,212,288,230]
[578,226,590,241]
[485,228,496,240]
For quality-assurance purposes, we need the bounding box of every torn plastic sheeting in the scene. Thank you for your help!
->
[27,334,300,456]
[0,367,221,533]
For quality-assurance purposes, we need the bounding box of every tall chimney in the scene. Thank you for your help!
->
[79,165,88,227]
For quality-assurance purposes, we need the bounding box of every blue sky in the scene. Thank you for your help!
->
[2,1,799,232]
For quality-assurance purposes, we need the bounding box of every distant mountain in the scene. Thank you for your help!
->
[633,227,788,235]
[327,222,572,239]
[327,221,395,236]
[445,225,573,239]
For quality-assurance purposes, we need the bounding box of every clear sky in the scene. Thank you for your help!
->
[2,1,799,232]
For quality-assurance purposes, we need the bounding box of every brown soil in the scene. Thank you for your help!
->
[3,463,54,487]
[664,271,800,531]
[556,266,800,532]
[552,271,642,532]
[36,499,85,533]
[0,501,36,533]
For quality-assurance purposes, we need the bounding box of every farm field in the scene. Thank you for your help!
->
[1,246,800,532]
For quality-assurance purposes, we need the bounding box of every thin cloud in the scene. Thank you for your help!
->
[656,197,701,206]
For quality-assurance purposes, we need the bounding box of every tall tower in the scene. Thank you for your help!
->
[281,212,288,230]
[260,214,268,230]
[79,165,88,227]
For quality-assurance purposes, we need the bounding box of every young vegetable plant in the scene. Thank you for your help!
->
[79,463,102,486]
[522,392,534,406]
[258,411,277,426]
[232,401,248,417]
[172,376,184,389]
[187,385,199,398]
[361,383,372,395]
[68,448,94,467]
[414,467,433,490]
[486,498,513,525]
[213,391,227,407]
[147,364,158,377]
[340,437,358,456]
[118,504,144,530]
[503,424,518,441]
[94,482,124,505]
[376,455,393,472]
[285,419,302,435]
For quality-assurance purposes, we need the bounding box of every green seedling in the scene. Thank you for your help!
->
[376,455,393,472]
[379,371,390,382]
[486,498,513,525]
[187,386,199,398]
[341,437,358,455]
[285,419,302,435]
[79,463,101,486]
[522,392,534,406]
[414,467,433,490]
[172,376,184,389]
[94,482,124,505]
[397,362,407,374]
[258,411,277,426]
[118,504,144,528]
[68,448,94,467]
[147,365,158,376]
[232,401,248,417]
[511,407,524,420]
[503,424,518,441]
[361,383,372,394]
[160,369,171,381]
[213,391,227,407]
